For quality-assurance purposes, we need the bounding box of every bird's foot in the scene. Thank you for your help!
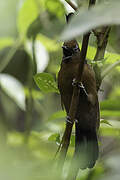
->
[72,78,77,87]
[72,78,88,96]
[66,116,78,124]
[66,116,73,124]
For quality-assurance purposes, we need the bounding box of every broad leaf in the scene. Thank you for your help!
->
[18,0,39,36]
[34,73,59,93]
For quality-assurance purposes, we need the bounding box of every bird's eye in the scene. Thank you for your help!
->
[62,46,73,57]
[73,45,79,53]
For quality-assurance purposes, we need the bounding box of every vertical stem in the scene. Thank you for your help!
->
[94,27,111,90]
[24,36,37,142]
[32,36,37,75]
[24,57,33,142]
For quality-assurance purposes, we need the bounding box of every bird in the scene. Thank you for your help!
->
[58,13,100,169]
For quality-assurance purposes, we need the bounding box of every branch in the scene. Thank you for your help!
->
[65,0,77,11]
[57,0,97,176]
[93,27,111,90]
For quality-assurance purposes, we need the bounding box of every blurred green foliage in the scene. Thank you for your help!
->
[0,0,120,180]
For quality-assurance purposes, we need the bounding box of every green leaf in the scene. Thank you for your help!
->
[61,0,120,40]
[17,0,39,37]
[100,120,112,126]
[44,0,65,19]
[48,133,60,144]
[48,110,66,121]
[34,73,59,93]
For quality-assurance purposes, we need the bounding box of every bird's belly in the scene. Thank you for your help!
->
[76,99,97,131]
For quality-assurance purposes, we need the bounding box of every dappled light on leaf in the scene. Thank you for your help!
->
[34,73,59,93]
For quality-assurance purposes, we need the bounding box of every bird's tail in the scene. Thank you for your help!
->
[74,123,99,169]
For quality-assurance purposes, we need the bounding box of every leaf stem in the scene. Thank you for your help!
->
[32,35,37,74]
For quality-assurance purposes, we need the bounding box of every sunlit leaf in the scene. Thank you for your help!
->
[0,74,25,110]
[18,0,39,36]
[61,0,120,40]
[44,0,65,19]
[34,73,59,93]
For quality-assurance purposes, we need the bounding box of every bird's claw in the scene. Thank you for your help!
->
[72,78,77,87]
[66,116,73,124]
[66,116,78,124]
[78,82,88,96]
[72,79,88,96]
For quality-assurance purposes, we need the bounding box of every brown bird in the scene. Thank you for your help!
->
[58,13,100,169]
